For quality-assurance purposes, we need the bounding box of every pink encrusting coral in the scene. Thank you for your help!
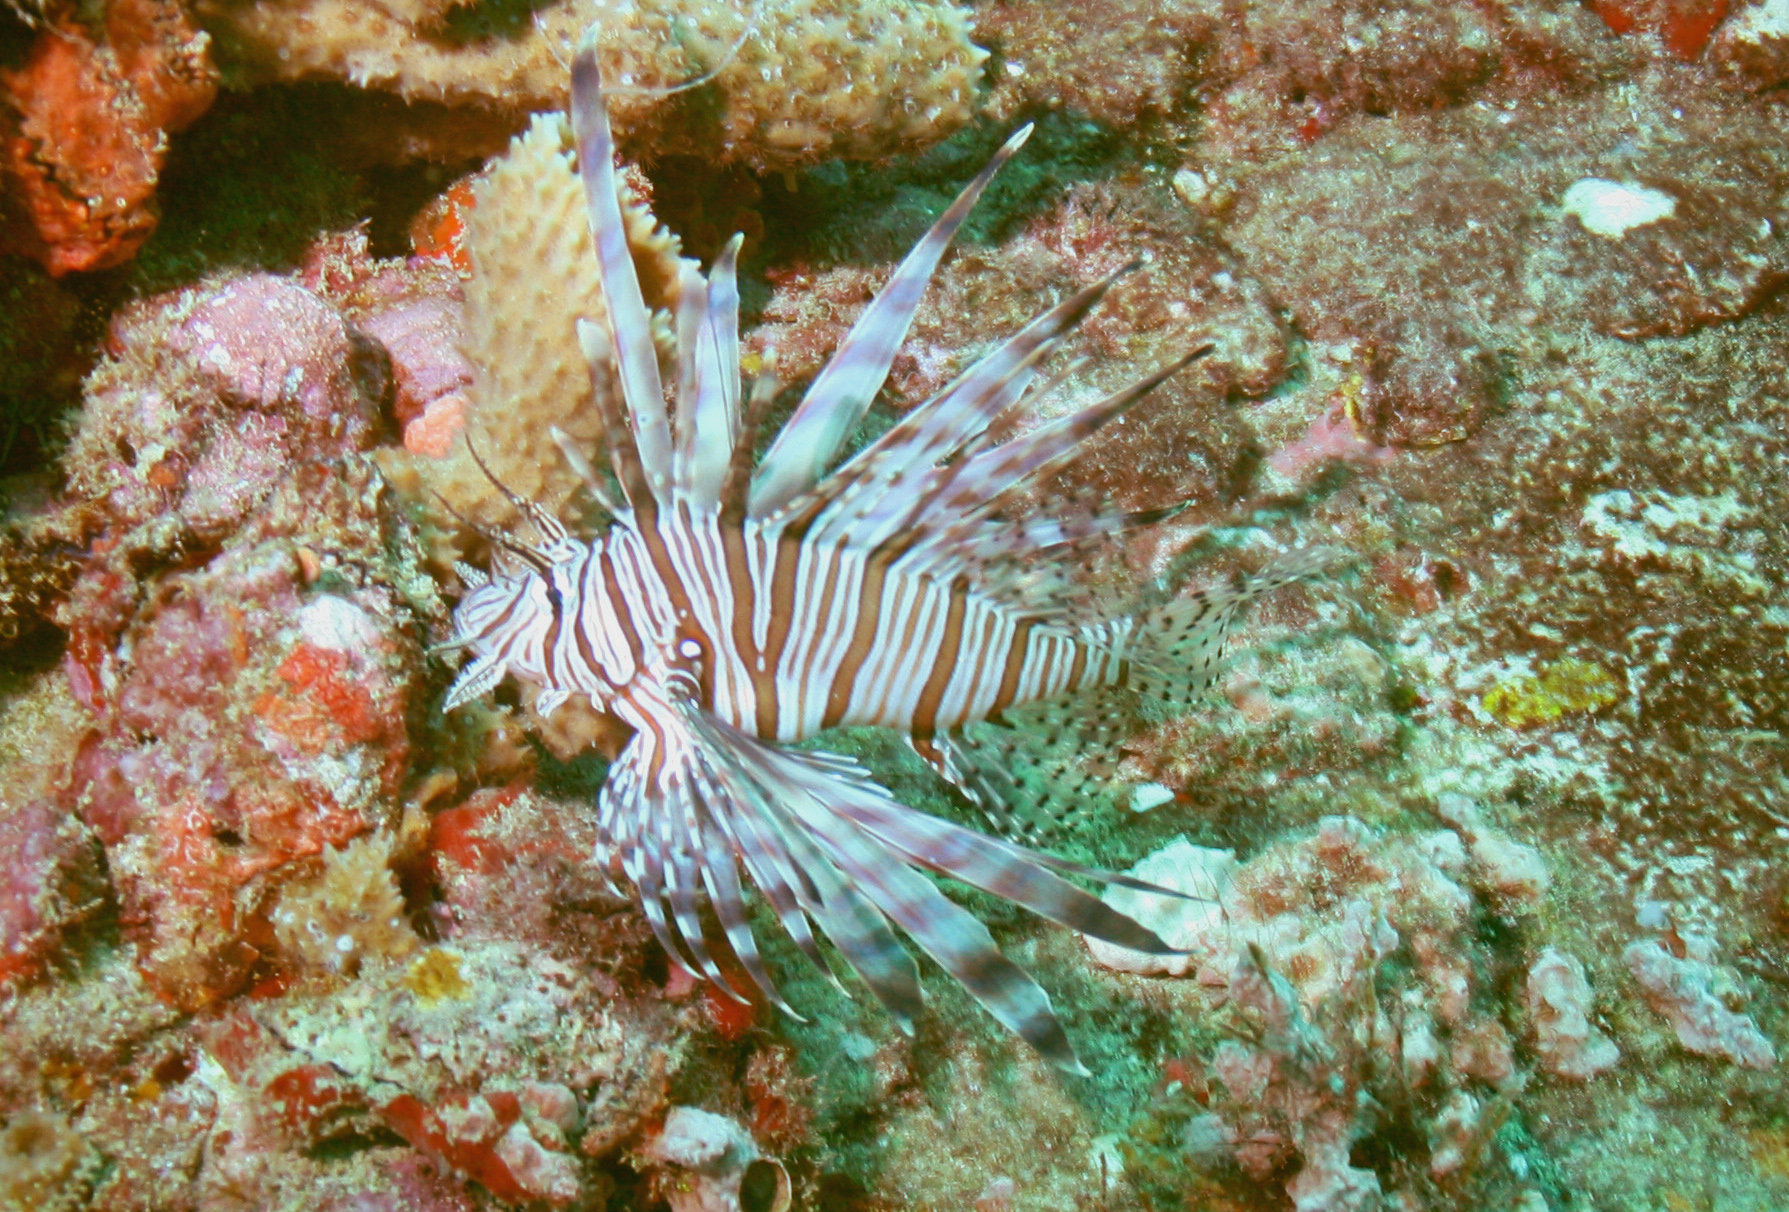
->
[297,226,478,443]
[61,271,384,544]
[1526,947,1621,1080]
[1624,929,1778,1069]
[34,252,458,1008]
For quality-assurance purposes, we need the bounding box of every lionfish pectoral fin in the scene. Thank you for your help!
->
[677,714,1187,1072]
[599,704,913,1022]
[600,723,771,1009]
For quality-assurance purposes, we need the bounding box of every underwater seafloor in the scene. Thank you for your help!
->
[1,1,1786,1210]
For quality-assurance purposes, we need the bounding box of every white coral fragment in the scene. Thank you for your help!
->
[1082,837,1240,976]
[640,1107,791,1212]
[1561,178,1677,239]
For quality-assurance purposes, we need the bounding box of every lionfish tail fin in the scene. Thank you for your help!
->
[1123,547,1337,703]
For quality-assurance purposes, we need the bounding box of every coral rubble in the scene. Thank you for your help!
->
[1091,814,1544,1211]
[1526,947,1621,1080]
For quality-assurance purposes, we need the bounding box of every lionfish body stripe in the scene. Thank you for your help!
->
[444,31,1321,1072]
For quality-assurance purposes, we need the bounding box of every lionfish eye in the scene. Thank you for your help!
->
[677,637,704,661]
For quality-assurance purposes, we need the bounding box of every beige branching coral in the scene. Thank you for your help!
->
[199,0,985,169]
[268,831,420,978]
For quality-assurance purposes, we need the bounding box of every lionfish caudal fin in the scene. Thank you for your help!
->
[599,697,1190,1074]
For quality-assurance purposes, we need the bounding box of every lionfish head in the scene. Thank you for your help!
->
[441,569,558,711]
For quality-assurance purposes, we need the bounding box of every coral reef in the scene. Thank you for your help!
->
[976,0,1217,128]
[0,514,83,661]
[1712,0,1789,85]
[0,1109,100,1212]
[0,0,218,275]
[1586,0,1737,59]
[0,798,102,988]
[267,831,420,978]
[59,270,386,549]
[1222,71,1789,447]
[2,1,1788,1209]
[65,478,428,1007]
[201,0,983,170]
[186,937,681,1208]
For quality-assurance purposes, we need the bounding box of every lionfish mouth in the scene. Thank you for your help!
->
[440,26,1326,1073]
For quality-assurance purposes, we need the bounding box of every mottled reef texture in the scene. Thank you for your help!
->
[2,1,1787,1211]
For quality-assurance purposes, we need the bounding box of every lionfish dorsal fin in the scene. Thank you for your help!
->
[576,318,654,510]
[571,32,672,509]
[797,297,1085,546]
[671,236,745,511]
[897,347,1209,571]
[747,124,1035,519]
[548,424,624,516]
[834,271,1128,494]
[945,347,1207,511]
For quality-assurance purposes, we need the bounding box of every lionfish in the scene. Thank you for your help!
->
[443,34,1314,1072]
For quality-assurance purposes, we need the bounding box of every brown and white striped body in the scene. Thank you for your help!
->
[470,512,1128,749]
